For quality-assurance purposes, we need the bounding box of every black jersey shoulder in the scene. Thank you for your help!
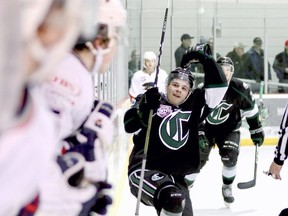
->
[229,77,251,93]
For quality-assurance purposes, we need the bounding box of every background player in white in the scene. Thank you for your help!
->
[0,0,102,215]
[41,0,127,142]
[40,0,127,190]
[129,51,168,101]
[38,0,126,215]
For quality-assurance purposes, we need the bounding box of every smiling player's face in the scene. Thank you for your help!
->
[166,79,190,106]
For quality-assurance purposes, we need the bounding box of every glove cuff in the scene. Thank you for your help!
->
[249,127,263,134]
[274,157,284,166]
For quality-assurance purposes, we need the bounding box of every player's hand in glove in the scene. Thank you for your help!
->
[198,130,211,168]
[181,43,212,68]
[57,152,86,187]
[90,181,113,215]
[143,82,154,90]
[249,127,265,146]
[63,100,114,160]
[192,43,212,55]
[63,100,114,182]
[198,131,210,152]
[138,87,161,126]
[82,100,114,148]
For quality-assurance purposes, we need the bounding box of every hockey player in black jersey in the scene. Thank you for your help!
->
[123,46,228,216]
[192,57,265,207]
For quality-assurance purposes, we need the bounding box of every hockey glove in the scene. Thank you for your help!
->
[249,127,265,146]
[138,87,160,126]
[56,152,86,187]
[90,181,113,215]
[198,130,211,168]
[35,161,97,216]
[63,100,114,161]
[192,43,212,56]
[63,101,114,182]
[83,100,114,148]
[143,82,154,90]
[181,44,212,68]
[198,131,210,151]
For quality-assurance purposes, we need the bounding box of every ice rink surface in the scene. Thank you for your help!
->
[115,146,288,216]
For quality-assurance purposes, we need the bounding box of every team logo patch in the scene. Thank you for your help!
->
[159,110,191,150]
[151,173,165,181]
[206,102,232,125]
[157,104,172,118]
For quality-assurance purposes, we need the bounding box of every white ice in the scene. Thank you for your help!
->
[115,146,288,216]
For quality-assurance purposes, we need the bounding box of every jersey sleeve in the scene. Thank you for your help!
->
[202,55,228,109]
[274,102,288,165]
[129,72,142,98]
[123,95,143,133]
[237,81,262,130]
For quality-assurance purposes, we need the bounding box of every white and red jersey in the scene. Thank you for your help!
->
[129,68,168,99]
[0,90,58,215]
[41,53,94,140]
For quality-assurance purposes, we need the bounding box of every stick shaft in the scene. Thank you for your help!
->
[134,1,170,215]
[154,0,170,86]
[135,110,153,216]
[237,82,263,189]
[134,1,170,214]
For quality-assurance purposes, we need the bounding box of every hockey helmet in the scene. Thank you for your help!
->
[22,0,88,84]
[167,67,195,89]
[143,51,157,60]
[216,57,234,73]
[79,0,127,49]
[96,0,126,40]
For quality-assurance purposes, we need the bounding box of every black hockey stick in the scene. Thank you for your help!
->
[135,1,170,215]
[237,144,259,189]
[237,82,264,189]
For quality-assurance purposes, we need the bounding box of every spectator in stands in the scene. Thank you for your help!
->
[208,37,221,60]
[174,34,194,67]
[198,35,209,45]
[273,40,288,93]
[246,37,271,92]
[226,42,252,79]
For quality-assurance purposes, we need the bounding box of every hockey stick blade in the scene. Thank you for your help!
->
[237,179,256,189]
[237,145,259,190]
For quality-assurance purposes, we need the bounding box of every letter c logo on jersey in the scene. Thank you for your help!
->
[151,173,165,182]
[159,111,190,150]
[206,102,232,125]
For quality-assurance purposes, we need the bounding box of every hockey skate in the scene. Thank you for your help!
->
[222,184,234,208]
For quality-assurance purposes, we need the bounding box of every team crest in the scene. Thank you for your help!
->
[151,172,165,182]
[206,102,232,125]
[159,110,191,150]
